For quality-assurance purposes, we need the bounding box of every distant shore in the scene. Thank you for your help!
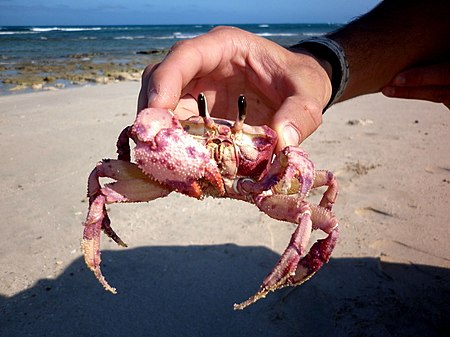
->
[0,23,342,95]
[0,51,166,94]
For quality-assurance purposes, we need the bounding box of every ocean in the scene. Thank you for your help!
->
[0,24,341,94]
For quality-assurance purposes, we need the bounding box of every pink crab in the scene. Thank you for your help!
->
[82,93,339,310]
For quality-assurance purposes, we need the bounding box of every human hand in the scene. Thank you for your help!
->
[138,26,332,151]
[382,62,450,109]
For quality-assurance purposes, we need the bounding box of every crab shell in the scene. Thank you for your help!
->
[129,107,278,198]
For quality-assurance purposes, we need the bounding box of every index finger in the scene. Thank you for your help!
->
[392,62,450,87]
[144,27,234,110]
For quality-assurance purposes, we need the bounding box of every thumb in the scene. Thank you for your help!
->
[272,96,323,152]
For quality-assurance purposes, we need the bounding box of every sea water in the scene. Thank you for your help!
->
[0,23,341,92]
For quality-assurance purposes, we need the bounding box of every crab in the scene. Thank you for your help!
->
[82,93,339,310]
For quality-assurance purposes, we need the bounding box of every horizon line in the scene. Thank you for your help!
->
[0,22,346,28]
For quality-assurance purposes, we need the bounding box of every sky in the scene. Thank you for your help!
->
[0,0,381,26]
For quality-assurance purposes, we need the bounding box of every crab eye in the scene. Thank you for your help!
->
[198,93,207,117]
[238,94,246,122]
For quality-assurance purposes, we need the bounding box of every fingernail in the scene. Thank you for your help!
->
[283,124,300,146]
[394,74,406,86]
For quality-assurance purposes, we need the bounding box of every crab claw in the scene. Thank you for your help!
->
[130,107,225,198]
[82,159,171,293]
[234,225,339,310]
[234,194,339,310]
[238,146,315,200]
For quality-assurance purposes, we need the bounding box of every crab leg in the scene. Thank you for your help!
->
[82,159,171,293]
[234,194,338,310]
[313,170,339,210]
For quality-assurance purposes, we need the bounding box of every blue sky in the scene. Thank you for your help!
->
[0,0,381,26]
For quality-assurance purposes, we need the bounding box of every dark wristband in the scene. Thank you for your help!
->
[291,37,349,113]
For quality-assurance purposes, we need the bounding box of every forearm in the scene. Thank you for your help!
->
[328,0,450,101]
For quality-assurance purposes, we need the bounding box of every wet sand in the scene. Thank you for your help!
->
[0,83,449,336]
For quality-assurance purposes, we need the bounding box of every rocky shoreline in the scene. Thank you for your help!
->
[0,50,167,94]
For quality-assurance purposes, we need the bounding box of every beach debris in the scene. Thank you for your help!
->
[345,161,380,175]
[355,206,394,217]
[346,119,374,126]
[81,93,340,310]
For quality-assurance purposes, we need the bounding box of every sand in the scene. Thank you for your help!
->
[0,82,449,337]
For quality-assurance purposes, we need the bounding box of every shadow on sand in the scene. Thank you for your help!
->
[1,244,449,337]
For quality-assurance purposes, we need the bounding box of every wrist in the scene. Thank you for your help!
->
[290,37,349,112]
[290,47,333,81]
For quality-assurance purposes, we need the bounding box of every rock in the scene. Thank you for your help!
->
[43,86,59,91]
[115,72,141,82]
[9,84,28,91]
[116,72,133,81]
[31,83,43,90]
[136,49,163,55]
[94,76,109,84]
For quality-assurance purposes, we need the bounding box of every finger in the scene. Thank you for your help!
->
[146,44,200,109]
[382,85,450,107]
[137,63,159,113]
[271,96,323,152]
[391,63,450,87]
[146,28,237,109]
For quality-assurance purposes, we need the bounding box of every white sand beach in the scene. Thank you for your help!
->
[0,82,449,336]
